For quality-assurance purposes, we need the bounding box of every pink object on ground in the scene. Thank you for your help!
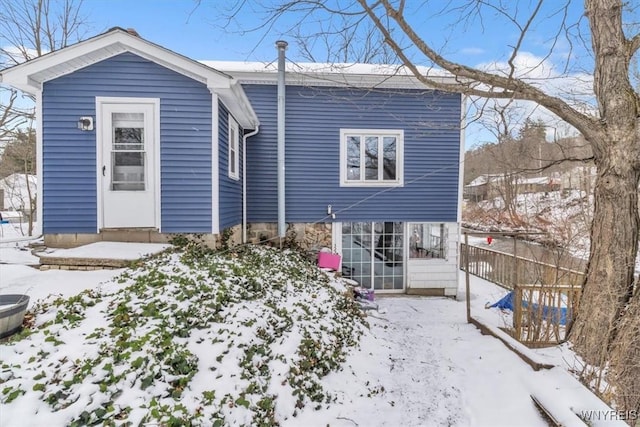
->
[317,251,342,271]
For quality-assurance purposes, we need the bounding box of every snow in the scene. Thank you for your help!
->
[201,60,449,77]
[0,243,628,426]
[38,241,171,260]
[0,173,36,213]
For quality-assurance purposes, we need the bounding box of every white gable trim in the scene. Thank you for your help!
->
[1,29,230,92]
[0,28,259,129]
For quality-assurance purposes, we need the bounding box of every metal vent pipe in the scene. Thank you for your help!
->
[276,40,287,238]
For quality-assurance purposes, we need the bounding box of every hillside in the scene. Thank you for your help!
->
[463,189,593,260]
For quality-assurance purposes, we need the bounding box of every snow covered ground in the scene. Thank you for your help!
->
[0,239,627,426]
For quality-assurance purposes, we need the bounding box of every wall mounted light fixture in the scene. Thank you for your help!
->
[77,117,94,131]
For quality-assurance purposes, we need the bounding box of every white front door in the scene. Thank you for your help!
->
[98,99,158,229]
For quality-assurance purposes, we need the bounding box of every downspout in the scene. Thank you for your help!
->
[242,125,259,244]
[276,40,288,239]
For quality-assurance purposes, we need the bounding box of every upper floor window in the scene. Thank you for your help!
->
[228,114,239,180]
[340,129,403,187]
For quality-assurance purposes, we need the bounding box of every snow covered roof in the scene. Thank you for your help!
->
[466,175,557,188]
[521,176,550,185]
[466,174,504,187]
[201,60,456,89]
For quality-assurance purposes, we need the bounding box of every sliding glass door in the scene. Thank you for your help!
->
[341,222,404,290]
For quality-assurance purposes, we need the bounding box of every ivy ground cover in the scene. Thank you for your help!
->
[0,244,367,426]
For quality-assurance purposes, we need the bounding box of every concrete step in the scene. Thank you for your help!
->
[36,241,171,270]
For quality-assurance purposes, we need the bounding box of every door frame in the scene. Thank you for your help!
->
[95,97,161,231]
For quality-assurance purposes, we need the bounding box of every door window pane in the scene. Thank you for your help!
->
[112,152,145,191]
[342,221,404,290]
[111,113,145,191]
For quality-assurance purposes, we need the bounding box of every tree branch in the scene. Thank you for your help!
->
[356,0,604,142]
[628,33,640,56]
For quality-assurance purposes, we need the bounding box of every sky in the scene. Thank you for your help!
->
[80,0,596,147]
[2,0,602,148]
[81,1,587,63]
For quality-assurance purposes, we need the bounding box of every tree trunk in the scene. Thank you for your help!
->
[568,3,640,393]
[569,148,639,367]
[608,288,640,417]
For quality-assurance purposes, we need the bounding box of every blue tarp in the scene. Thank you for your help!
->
[488,291,571,325]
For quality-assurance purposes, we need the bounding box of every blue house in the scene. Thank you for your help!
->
[1,28,464,296]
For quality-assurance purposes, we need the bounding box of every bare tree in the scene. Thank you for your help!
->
[221,0,640,413]
[0,0,89,236]
[292,13,397,64]
[0,0,89,134]
[0,129,36,235]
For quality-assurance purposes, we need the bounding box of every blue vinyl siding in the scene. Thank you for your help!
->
[42,52,212,233]
[218,102,244,230]
[243,85,461,223]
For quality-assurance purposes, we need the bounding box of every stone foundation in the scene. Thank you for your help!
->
[247,222,333,251]
[42,223,326,251]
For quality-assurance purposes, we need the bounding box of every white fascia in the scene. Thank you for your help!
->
[35,88,43,236]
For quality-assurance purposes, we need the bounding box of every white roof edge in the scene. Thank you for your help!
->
[0,28,233,92]
[0,28,258,129]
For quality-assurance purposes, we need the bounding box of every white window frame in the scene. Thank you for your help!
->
[339,128,404,187]
[228,114,240,180]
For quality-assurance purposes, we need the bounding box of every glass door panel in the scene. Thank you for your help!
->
[111,112,145,191]
[342,221,404,290]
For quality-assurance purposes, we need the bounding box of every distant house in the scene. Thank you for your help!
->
[559,166,596,194]
[464,174,559,202]
[0,173,37,221]
[463,174,501,201]
[0,28,464,296]
[518,176,560,194]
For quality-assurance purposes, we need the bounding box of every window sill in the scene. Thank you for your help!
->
[340,181,403,188]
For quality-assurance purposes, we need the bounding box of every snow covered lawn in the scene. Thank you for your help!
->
[0,240,624,426]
